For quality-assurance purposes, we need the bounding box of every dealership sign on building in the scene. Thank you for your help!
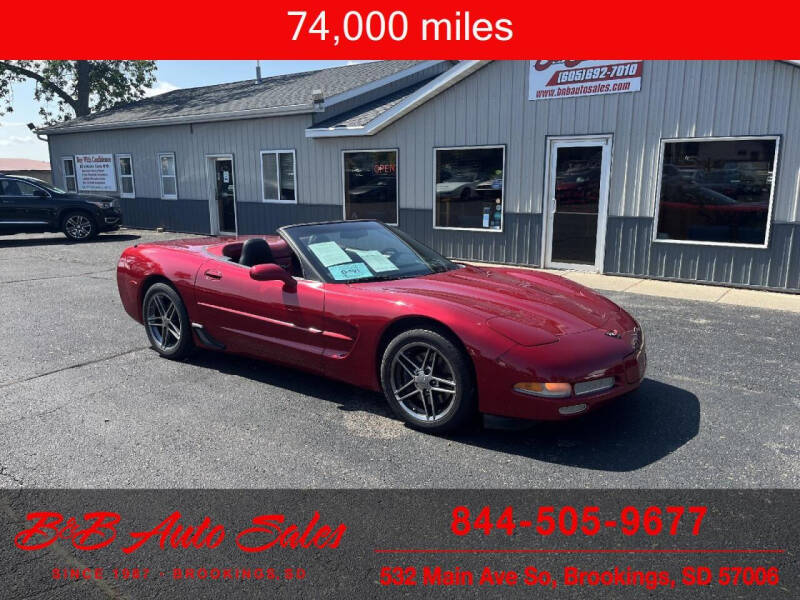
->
[75,154,116,191]
[529,60,643,101]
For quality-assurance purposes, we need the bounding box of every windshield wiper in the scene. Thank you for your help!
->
[428,260,454,273]
[348,273,422,283]
[431,265,450,273]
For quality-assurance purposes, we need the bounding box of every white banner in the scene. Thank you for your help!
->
[529,60,643,101]
[75,154,116,192]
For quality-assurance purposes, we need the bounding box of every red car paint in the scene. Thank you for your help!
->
[117,234,645,421]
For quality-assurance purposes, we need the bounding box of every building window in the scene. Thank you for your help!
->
[116,154,135,198]
[62,157,77,192]
[260,150,296,203]
[158,152,177,199]
[435,146,504,231]
[343,150,398,225]
[655,137,778,246]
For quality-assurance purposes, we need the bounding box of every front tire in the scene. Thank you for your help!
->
[142,283,194,359]
[380,329,476,433]
[62,212,98,241]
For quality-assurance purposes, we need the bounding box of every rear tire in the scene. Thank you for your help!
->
[380,328,476,433]
[62,212,98,241]
[142,283,194,359]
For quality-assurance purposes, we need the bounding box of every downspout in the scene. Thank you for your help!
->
[28,122,48,142]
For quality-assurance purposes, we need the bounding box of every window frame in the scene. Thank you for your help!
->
[61,156,77,193]
[433,144,506,233]
[116,153,136,199]
[651,135,780,249]
[341,148,399,226]
[157,152,178,200]
[259,149,298,204]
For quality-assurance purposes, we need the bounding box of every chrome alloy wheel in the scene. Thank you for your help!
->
[390,342,458,423]
[64,214,93,239]
[146,292,182,351]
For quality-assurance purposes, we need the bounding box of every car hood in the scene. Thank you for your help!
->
[361,265,619,337]
[60,193,117,202]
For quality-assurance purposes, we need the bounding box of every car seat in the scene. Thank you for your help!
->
[239,238,274,267]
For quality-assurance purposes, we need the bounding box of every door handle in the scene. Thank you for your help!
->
[204,269,223,280]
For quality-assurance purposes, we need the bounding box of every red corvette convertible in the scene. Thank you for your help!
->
[117,220,646,432]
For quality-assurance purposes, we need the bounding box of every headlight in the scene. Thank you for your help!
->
[88,201,112,209]
[623,324,644,353]
[632,324,644,352]
[513,381,572,398]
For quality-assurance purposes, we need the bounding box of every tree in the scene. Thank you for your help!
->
[0,60,157,124]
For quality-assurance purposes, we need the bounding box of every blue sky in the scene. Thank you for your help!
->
[0,60,363,162]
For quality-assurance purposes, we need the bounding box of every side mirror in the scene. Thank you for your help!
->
[249,263,296,289]
[33,189,48,198]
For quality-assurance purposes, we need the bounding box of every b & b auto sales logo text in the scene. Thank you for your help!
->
[13,510,346,553]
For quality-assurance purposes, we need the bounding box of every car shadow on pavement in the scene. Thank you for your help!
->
[458,378,700,472]
[182,350,398,415]
[0,233,140,247]
[183,352,699,472]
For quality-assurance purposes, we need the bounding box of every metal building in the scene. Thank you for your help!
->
[42,60,800,291]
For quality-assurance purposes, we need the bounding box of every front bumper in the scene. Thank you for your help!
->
[99,208,123,230]
[477,325,647,421]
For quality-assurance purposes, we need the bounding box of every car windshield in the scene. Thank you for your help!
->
[282,220,458,283]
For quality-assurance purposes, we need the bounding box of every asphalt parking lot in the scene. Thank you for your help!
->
[0,229,798,488]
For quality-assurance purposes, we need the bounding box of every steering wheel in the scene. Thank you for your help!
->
[308,234,332,245]
[381,247,416,268]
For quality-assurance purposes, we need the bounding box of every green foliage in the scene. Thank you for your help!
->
[0,60,157,123]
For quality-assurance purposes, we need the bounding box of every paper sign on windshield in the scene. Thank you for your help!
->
[329,262,371,281]
[308,241,351,267]
[352,250,398,273]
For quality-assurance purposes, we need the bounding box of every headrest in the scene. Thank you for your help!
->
[239,238,274,267]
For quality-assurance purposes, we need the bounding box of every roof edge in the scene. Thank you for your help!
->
[306,60,490,138]
[38,103,317,135]
[38,61,441,136]
[322,60,446,108]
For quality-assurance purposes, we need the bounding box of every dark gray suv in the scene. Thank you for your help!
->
[0,174,123,241]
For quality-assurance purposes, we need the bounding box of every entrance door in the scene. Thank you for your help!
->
[213,158,237,234]
[544,136,612,272]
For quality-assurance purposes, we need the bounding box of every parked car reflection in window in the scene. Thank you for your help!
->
[435,146,504,230]
[343,150,398,224]
[656,138,777,246]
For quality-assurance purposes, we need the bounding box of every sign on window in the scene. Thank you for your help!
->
[75,154,117,192]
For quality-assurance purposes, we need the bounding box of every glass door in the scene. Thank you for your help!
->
[545,136,612,271]
[215,158,236,234]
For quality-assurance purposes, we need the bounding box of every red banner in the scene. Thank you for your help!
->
[2,1,798,58]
